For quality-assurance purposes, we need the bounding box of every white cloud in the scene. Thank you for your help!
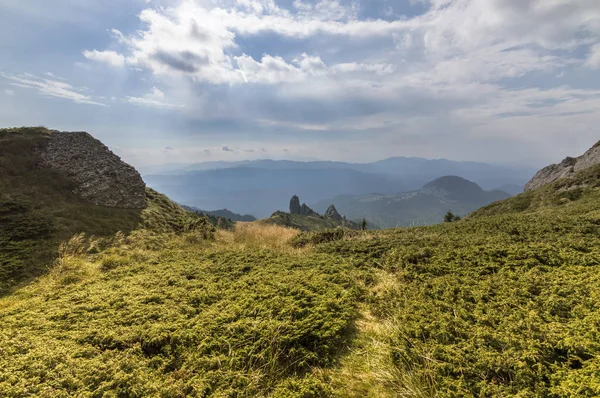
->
[235,54,304,84]
[585,43,600,69]
[89,0,599,89]
[4,89,14,96]
[0,73,105,106]
[63,0,600,164]
[125,86,184,109]
[82,49,126,67]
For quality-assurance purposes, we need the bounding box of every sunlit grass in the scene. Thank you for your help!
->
[216,222,306,253]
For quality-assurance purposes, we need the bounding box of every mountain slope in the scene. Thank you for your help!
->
[202,208,256,222]
[0,127,212,294]
[2,153,600,396]
[525,140,600,191]
[472,163,600,218]
[315,176,510,228]
[2,129,600,397]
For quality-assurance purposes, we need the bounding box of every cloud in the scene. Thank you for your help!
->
[222,145,234,152]
[83,49,126,67]
[4,89,14,96]
[125,87,184,109]
[4,0,600,167]
[0,72,105,105]
[90,0,600,87]
[585,43,600,69]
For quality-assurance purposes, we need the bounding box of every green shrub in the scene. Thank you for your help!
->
[291,228,359,248]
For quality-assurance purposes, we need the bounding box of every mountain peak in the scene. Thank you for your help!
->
[423,176,484,196]
[324,204,343,221]
[3,127,146,209]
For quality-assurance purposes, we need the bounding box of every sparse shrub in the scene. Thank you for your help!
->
[272,376,335,398]
[443,210,461,223]
[99,254,129,272]
[291,228,359,248]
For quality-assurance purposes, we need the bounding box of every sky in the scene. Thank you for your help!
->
[1,0,599,168]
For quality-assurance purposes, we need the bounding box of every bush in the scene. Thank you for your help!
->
[291,228,359,248]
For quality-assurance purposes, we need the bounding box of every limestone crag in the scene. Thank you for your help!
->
[525,141,600,192]
[324,204,343,221]
[40,131,147,208]
[289,195,318,216]
[289,195,302,215]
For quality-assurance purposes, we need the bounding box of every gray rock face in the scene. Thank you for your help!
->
[289,195,318,216]
[324,204,343,221]
[525,141,600,192]
[40,131,147,208]
[289,195,302,215]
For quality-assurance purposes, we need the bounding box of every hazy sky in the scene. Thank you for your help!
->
[1,0,599,167]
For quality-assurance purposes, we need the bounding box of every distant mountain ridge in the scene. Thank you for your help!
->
[145,167,404,218]
[144,158,534,218]
[314,176,510,228]
[144,157,535,189]
[183,206,256,222]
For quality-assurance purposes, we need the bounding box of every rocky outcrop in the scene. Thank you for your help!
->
[525,141,600,191]
[40,131,147,208]
[289,195,318,216]
[289,195,302,215]
[324,204,343,221]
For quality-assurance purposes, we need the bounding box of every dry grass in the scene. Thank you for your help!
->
[216,222,306,253]
[328,270,438,398]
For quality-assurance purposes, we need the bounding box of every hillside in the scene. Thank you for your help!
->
[259,195,362,231]
[1,129,600,397]
[0,127,213,294]
[525,140,600,191]
[315,176,510,228]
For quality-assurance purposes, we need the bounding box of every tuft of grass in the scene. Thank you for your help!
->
[220,222,303,252]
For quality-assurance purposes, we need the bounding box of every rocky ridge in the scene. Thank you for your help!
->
[40,131,147,208]
[289,195,319,217]
[324,204,343,222]
[525,141,600,192]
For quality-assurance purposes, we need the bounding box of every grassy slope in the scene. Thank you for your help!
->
[470,164,600,218]
[0,127,213,294]
[0,225,357,397]
[260,212,361,232]
[318,169,600,397]
[1,131,600,396]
